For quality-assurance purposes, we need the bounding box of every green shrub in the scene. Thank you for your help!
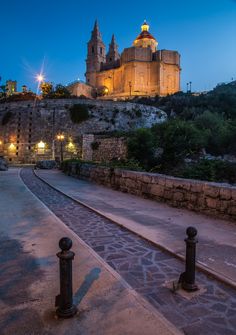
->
[69,104,90,123]
[175,159,236,184]
[104,159,144,171]
[127,128,156,170]
[152,119,206,166]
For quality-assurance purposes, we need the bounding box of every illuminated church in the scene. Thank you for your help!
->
[70,20,181,98]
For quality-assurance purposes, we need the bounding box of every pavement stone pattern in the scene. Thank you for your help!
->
[21,168,236,335]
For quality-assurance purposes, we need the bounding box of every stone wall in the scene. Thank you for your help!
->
[81,134,127,162]
[67,162,236,221]
[92,136,127,162]
[0,98,166,163]
[67,82,93,98]
[82,134,94,161]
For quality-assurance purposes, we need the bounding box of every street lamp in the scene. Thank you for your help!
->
[187,82,189,93]
[37,140,46,154]
[36,74,45,83]
[57,134,65,162]
[129,81,132,97]
[67,141,75,158]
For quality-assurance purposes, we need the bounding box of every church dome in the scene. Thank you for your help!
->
[133,21,158,52]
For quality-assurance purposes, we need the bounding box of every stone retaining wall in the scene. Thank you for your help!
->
[67,162,236,221]
[0,99,166,163]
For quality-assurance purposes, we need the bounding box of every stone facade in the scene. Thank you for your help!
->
[67,81,92,98]
[79,21,181,98]
[0,99,166,163]
[82,134,127,162]
[66,162,236,221]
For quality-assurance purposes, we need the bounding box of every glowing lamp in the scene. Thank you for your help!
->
[9,143,16,151]
[36,74,45,83]
[57,134,65,141]
[37,140,45,149]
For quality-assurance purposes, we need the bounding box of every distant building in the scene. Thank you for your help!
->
[22,85,28,93]
[69,20,181,98]
[6,80,17,95]
[67,80,92,98]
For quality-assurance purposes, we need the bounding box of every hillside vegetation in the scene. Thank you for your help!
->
[124,81,236,183]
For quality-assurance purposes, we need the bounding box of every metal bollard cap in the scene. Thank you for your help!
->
[186,226,197,239]
[59,237,72,251]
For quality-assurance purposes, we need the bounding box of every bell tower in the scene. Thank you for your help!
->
[86,20,106,86]
[106,34,120,64]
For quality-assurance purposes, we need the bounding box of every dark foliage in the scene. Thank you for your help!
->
[69,104,90,124]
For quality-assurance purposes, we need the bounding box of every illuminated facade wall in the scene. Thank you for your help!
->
[85,21,181,98]
[95,49,180,97]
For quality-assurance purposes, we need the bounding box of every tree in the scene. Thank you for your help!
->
[54,84,71,98]
[40,82,53,97]
[152,119,206,166]
[127,128,156,169]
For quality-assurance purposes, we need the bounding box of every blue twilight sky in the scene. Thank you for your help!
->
[0,0,236,92]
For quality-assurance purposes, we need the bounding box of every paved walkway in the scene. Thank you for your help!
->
[36,169,236,285]
[0,168,180,335]
[22,168,236,335]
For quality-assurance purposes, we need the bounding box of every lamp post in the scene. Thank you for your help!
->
[67,141,75,159]
[129,81,132,97]
[57,134,65,162]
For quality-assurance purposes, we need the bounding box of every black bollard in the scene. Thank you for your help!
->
[181,227,199,292]
[55,237,77,318]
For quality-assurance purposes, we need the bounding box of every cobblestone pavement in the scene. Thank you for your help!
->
[21,168,236,335]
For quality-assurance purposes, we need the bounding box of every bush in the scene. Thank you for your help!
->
[69,104,90,124]
[194,112,236,155]
[175,159,236,184]
[61,159,82,173]
[127,128,156,170]
[152,119,206,166]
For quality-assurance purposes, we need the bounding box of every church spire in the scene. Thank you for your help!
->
[111,34,116,45]
[92,19,102,40]
[106,34,120,63]
[85,20,106,85]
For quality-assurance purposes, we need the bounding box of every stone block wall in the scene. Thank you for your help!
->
[67,162,236,221]
[82,134,94,161]
[92,136,127,162]
[0,99,166,163]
